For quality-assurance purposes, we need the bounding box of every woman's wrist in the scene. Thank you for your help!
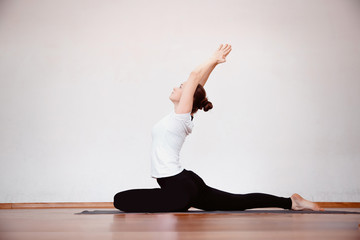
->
[209,56,220,65]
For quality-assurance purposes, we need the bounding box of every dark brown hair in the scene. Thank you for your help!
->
[192,84,213,114]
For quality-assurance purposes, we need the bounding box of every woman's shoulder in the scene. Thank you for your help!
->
[171,110,192,121]
[168,111,194,134]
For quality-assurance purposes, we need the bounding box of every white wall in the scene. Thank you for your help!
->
[0,0,359,203]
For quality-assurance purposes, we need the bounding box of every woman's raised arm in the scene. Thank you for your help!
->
[175,44,232,114]
[194,43,232,87]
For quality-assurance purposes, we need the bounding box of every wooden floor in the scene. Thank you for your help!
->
[1,208,360,240]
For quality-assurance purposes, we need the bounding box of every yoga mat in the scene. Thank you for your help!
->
[76,209,360,215]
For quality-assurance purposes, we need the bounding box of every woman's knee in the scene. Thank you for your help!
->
[113,191,124,210]
[113,188,192,213]
[113,190,135,211]
[113,189,165,212]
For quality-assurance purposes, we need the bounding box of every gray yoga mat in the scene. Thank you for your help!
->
[76,209,360,215]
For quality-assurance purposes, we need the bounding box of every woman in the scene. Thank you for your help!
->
[113,44,323,213]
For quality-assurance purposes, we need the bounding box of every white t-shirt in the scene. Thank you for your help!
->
[151,111,194,178]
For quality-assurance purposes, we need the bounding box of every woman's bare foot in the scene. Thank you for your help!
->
[291,193,324,211]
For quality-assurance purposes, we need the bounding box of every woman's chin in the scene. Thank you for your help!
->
[169,97,178,104]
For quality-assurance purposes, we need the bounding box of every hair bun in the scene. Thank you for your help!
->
[192,84,213,114]
[200,98,213,112]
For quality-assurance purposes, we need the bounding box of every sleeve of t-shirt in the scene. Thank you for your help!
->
[168,112,192,134]
[173,112,191,121]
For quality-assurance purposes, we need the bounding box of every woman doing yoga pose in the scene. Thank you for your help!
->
[113,44,323,213]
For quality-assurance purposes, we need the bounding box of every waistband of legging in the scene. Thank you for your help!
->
[156,169,189,181]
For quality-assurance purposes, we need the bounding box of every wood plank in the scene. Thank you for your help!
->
[0,202,359,209]
[0,208,359,240]
[318,202,360,208]
[11,202,114,209]
[0,203,12,209]
[1,231,360,240]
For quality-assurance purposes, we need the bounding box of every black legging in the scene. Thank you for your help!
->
[113,169,292,212]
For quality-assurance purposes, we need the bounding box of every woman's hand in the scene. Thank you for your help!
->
[211,44,232,64]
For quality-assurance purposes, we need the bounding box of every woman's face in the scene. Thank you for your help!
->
[169,82,184,103]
